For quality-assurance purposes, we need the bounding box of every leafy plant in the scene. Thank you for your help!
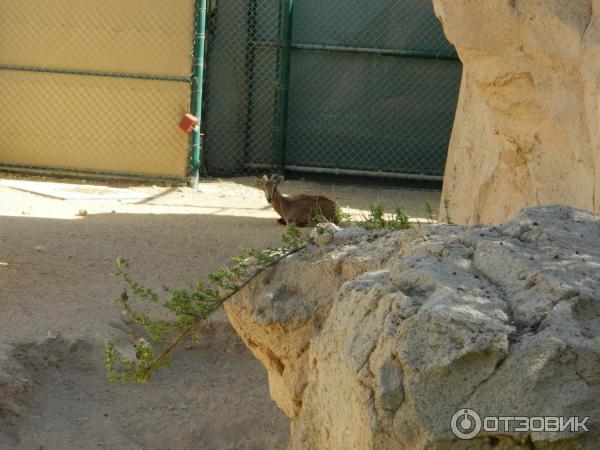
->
[106,225,312,383]
[334,205,353,225]
[389,207,411,230]
[312,214,339,237]
[280,223,308,249]
[443,198,454,225]
[356,203,385,230]
[356,203,411,231]
[424,201,435,224]
[106,202,431,383]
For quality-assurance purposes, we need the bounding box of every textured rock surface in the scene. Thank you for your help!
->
[433,0,600,224]
[224,206,600,449]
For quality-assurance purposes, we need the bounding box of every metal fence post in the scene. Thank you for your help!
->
[243,0,258,168]
[275,0,294,174]
[189,0,208,188]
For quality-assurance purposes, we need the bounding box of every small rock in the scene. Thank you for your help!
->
[46,331,58,341]
[77,209,88,217]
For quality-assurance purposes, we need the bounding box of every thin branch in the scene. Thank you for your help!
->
[141,321,199,376]
[139,243,309,377]
[220,243,308,303]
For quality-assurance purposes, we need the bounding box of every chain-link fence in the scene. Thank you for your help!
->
[203,0,461,180]
[202,0,284,175]
[0,0,197,180]
[1,0,460,182]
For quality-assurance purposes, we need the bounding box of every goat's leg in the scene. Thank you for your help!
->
[277,218,287,225]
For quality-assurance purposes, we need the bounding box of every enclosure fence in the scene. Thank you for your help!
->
[0,0,197,180]
[0,0,461,182]
[203,0,461,180]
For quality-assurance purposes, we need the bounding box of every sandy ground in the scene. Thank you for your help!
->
[0,175,440,450]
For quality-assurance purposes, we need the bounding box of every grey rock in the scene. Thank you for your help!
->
[225,206,600,449]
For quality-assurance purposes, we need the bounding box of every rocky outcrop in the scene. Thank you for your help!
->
[224,206,600,449]
[433,0,600,224]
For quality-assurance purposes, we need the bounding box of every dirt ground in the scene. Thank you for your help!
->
[0,174,440,450]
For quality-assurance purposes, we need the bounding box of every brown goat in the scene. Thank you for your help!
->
[258,174,339,227]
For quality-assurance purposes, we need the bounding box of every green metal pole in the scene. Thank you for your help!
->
[243,0,258,167]
[275,0,294,174]
[189,0,208,188]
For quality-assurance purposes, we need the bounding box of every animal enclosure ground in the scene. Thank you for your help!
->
[0,175,440,449]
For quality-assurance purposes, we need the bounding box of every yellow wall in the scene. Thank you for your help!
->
[0,0,195,177]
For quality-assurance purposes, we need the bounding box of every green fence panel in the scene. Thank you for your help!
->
[291,0,456,55]
[285,52,461,176]
[202,0,282,174]
[202,0,461,179]
[285,0,460,178]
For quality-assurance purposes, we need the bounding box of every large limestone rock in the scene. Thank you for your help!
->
[433,0,600,224]
[224,206,600,449]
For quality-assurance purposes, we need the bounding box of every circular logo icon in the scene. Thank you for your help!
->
[451,408,482,440]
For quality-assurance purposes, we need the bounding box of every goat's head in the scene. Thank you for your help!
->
[258,174,283,203]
